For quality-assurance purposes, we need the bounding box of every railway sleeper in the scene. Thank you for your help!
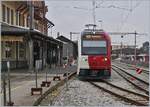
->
[112,67,149,95]
[90,82,148,106]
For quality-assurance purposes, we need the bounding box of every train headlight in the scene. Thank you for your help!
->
[104,57,108,61]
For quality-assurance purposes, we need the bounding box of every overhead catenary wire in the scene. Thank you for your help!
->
[119,1,142,31]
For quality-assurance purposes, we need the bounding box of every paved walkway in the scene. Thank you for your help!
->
[1,65,77,106]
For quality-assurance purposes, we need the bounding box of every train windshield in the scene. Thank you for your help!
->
[82,40,107,55]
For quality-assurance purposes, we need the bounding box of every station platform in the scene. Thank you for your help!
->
[1,65,77,106]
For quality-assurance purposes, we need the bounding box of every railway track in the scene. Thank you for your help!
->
[34,71,77,106]
[112,64,149,95]
[89,81,149,106]
[113,61,149,74]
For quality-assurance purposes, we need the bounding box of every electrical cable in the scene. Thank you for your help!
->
[119,1,142,31]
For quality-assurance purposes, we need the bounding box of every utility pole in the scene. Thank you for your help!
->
[28,1,34,70]
[65,48,69,91]
[121,35,123,59]
[57,32,60,38]
[7,61,14,106]
[29,1,34,30]
[92,0,96,25]
[134,31,137,66]
[70,32,80,41]
[70,32,72,40]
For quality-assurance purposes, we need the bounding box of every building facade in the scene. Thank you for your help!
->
[57,35,78,64]
[112,44,135,50]
[1,1,62,71]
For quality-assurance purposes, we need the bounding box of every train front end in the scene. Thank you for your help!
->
[77,29,111,80]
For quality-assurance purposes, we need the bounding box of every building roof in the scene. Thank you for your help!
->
[45,18,54,28]
[57,35,76,45]
[1,23,62,45]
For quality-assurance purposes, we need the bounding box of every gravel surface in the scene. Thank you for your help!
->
[40,62,149,106]
[113,61,149,79]
[43,79,127,106]
[41,77,133,106]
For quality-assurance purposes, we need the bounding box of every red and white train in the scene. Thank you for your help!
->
[77,25,111,79]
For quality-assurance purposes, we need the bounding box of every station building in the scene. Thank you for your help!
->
[1,1,63,71]
[57,35,78,61]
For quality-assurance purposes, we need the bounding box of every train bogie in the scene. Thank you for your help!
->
[78,69,111,79]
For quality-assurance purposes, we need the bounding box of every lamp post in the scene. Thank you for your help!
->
[2,72,6,106]
[134,31,137,66]
[6,46,14,106]
[65,48,69,91]
[92,0,96,25]
[57,45,60,76]
[121,35,124,59]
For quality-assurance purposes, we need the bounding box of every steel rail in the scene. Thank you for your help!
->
[33,71,77,106]
[112,66,149,95]
[89,82,148,106]
[112,64,149,85]
[113,61,149,74]
[100,79,149,100]
[114,63,149,75]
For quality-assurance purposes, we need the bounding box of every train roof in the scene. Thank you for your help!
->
[81,29,107,35]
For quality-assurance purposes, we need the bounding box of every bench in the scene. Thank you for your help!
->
[31,88,42,95]
[53,76,61,81]
[41,81,51,87]
[63,73,70,77]
[7,101,14,106]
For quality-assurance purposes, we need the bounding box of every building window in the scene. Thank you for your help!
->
[35,21,38,30]
[19,42,26,59]
[7,7,10,24]
[5,42,12,58]
[2,4,6,22]
[22,15,25,26]
[27,16,29,27]
[16,11,19,25]
[11,9,14,25]
[19,13,21,26]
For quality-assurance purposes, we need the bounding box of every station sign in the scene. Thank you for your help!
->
[35,60,40,70]
[1,36,23,42]
[35,60,42,70]
[7,61,10,69]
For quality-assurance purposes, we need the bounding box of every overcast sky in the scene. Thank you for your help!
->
[45,0,150,47]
